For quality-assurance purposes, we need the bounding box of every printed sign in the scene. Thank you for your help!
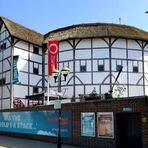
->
[81,112,95,137]
[0,110,71,137]
[97,112,114,138]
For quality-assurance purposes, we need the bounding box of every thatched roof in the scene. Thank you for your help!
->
[1,16,148,45]
[44,23,148,42]
[0,16,44,46]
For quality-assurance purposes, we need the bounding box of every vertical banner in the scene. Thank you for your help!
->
[13,55,19,84]
[48,40,59,75]
[81,112,95,137]
[97,112,114,138]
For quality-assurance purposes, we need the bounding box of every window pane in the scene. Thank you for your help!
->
[80,65,86,72]
[133,66,138,73]
[98,65,104,71]
[33,87,38,93]
[116,65,122,72]
[0,43,6,50]
[33,67,39,74]
[33,47,39,54]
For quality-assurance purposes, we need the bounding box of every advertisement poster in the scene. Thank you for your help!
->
[81,112,95,137]
[0,110,71,137]
[97,112,114,138]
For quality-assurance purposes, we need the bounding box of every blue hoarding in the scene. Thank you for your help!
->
[0,110,72,137]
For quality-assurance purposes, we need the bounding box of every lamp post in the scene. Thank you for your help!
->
[52,67,70,148]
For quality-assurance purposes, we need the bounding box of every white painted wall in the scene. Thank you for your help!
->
[59,41,73,51]
[59,50,73,61]
[2,99,10,109]
[93,38,108,48]
[76,39,91,48]
[15,41,29,50]
[30,53,42,62]
[2,85,10,98]
[129,86,143,96]
[4,47,11,58]
[112,48,126,59]
[93,49,109,58]
[14,48,28,59]
[112,39,126,48]
[14,85,28,98]
[128,40,141,50]
[53,38,145,98]
[0,23,11,109]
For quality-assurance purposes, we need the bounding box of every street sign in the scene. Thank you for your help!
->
[54,100,61,109]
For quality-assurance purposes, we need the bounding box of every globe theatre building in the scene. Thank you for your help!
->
[1,17,148,148]
[1,16,148,109]
[45,23,148,99]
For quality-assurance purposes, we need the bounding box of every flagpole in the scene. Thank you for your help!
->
[10,41,14,108]
[10,54,14,108]
[47,75,50,105]
[47,40,58,105]
[47,41,49,105]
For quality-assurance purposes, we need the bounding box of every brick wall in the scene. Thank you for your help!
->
[0,96,148,148]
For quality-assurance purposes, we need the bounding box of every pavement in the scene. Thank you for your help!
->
[0,135,82,148]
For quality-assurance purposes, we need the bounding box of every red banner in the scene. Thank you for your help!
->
[48,40,59,75]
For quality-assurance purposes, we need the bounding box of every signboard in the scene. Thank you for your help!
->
[97,112,114,138]
[123,107,132,112]
[0,110,71,137]
[81,112,95,137]
[54,100,61,109]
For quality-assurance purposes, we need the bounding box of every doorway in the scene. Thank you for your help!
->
[116,113,142,148]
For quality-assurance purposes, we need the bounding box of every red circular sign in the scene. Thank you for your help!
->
[49,43,58,54]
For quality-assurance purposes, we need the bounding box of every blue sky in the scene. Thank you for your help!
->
[0,0,148,34]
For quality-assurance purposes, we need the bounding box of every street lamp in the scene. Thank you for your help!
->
[52,67,70,148]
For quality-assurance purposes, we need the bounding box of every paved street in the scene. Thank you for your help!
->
[0,135,82,148]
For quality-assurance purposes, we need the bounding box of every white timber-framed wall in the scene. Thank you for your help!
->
[47,37,148,99]
[0,21,44,109]
[1,16,148,108]
[0,23,11,108]
[13,40,43,106]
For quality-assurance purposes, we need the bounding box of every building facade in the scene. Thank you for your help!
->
[1,16,148,109]
[0,17,44,109]
[45,24,148,100]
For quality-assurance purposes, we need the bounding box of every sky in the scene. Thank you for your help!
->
[0,0,148,34]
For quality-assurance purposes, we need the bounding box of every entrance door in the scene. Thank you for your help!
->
[116,113,142,148]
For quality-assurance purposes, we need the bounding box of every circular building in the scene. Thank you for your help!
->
[45,23,148,99]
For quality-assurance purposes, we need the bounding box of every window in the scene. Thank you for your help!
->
[98,65,104,71]
[80,65,86,72]
[33,46,39,54]
[33,87,38,94]
[0,43,6,50]
[33,67,39,74]
[116,65,122,72]
[0,78,5,85]
[133,66,138,73]
[3,78,5,84]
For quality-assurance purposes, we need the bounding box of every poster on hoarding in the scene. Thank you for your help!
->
[0,110,71,138]
[81,112,95,137]
[97,112,114,138]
